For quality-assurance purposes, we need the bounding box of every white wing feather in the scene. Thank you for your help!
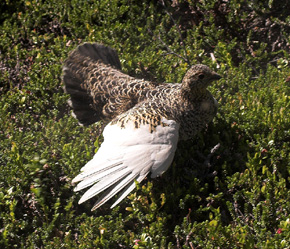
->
[72,118,179,210]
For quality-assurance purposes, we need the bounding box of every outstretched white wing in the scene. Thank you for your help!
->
[72,118,179,210]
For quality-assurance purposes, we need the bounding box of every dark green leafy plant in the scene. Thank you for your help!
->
[1,0,290,248]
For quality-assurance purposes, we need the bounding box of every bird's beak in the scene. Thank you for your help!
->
[212,73,222,80]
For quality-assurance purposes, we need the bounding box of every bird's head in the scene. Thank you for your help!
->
[182,64,221,91]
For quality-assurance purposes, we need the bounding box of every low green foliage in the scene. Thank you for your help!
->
[1,0,290,248]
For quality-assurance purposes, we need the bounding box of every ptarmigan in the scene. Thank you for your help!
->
[63,42,221,211]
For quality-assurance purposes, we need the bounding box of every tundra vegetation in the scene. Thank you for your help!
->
[1,0,290,248]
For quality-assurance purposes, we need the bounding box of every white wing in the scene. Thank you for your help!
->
[72,118,179,210]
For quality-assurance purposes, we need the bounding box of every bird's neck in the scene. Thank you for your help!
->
[180,84,207,100]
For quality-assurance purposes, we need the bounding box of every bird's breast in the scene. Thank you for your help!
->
[200,101,211,112]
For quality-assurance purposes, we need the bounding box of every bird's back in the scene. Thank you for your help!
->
[63,43,157,125]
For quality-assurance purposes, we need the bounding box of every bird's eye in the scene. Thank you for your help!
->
[198,74,205,80]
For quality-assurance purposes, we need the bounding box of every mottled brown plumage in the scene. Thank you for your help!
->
[63,43,220,139]
[63,43,157,125]
[63,43,221,210]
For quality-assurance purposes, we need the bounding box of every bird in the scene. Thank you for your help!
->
[62,42,221,211]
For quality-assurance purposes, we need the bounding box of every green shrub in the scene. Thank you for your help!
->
[1,0,290,248]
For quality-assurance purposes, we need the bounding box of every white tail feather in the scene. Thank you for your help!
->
[73,118,179,210]
[110,173,149,209]
[73,164,125,192]
[78,167,131,204]
[91,172,139,210]
[72,160,123,183]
